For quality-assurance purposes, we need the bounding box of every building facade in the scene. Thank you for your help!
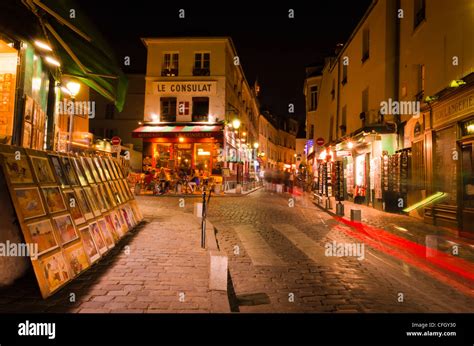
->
[133,37,260,186]
[304,0,474,237]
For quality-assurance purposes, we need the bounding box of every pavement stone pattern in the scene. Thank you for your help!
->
[0,203,213,313]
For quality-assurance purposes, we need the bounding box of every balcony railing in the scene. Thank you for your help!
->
[161,68,179,77]
[193,68,210,76]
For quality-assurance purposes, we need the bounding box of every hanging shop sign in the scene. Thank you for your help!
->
[0,144,143,298]
[153,81,217,95]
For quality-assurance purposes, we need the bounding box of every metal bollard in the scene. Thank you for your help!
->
[350,209,361,222]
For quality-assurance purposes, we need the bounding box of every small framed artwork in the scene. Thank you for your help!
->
[24,96,34,123]
[115,181,126,202]
[0,150,34,184]
[129,200,143,223]
[84,157,101,183]
[110,210,126,237]
[63,242,90,277]
[93,157,106,182]
[91,184,106,212]
[97,218,115,249]
[22,122,32,148]
[108,181,122,205]
[89,222,108,255]
[120,206,133,229]
[79,226,100,263]
[98,183,113,210]
[104,214,120,243]
[79,157,95,184]
[71,157,88,186]
[114,160,124,178]
[113,208,128,234]
[49,155,70,188]
[42,186,67,213]
[98,157,111,180]
[60,156,79,187]
[63,190,86,225]
[119,179,131,201]
[83,186,101,216]
[30,155,56,184]
[52,214,79,245]
[14,187,46,220]
[37,251,71,296]
[73,187,94,220]
[103,157,117,180]
[26,219,59,256]
[103,183,117,208]
[125,204,137,226]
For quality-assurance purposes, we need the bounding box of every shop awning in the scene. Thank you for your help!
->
[1,1,128,111]
[132,124,224,139]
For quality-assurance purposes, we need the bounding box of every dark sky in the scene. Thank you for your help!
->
[80,0,371,123]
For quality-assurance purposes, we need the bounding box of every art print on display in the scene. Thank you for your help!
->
[125,205,137,226]
[38,252,70,294]
[97,218,115,248]
[52,214,79,245]
[89,222,108,254]
[79,157,95,184]
[22,122,32,148]
[71,157,88,186]
[109,182,122,205]
[79,226,100,263]
[63,242,90,276]
[129,200,143,223]
[93,157,106,181]
[98,183,113,210]
[26,219,59,256]
[64,190,86,225]
[111,210,126,236]
[84,186,101,216]
[85,157,101,183]
[98,157,111,180]
[73,187,94,220]
[113,160,124,178]
[42,187,67,213]
[24,96,34,123]
[103,183,117,208]
[60,156,79,186]
[14,187,46,220]
[104,214,120,243]
[91,184,106,212]
[103,158,117,180]
[30,156,56,184]
[121,207,133,229]
[49,155,69,188]
[0,151,34,184]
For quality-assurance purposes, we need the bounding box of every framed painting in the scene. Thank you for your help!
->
[98,183,113,210]
[104,214,120,243]
[120,206,133,229]
[22,122,32,148]
[37,251,71,296]
[71,157,88,186]
[129,200,143,223]
[113,160,124,178]
[79,226,100,263]
[92,157,106,182]
[115,181,127,202]
[63,242,90,276]
[49,155,69,188]
[89,222,108,255]
[114,208,128,234]
[52,214,79,246]
[122,179,132,200]
[108,182,122,205]
[14,187,46,220]
[84,157,101,183]
[42,186,67,213]
[63,190,86,225]
[26,219,59,256]
[90,184,106,212]
[97,218,115,249]
[110,210,126,237]
[98,157,111,180]
[30,155,56,184]
[79,157,95,184]
[60,156,79,187]
[103,157,117,180]
[73,187,94,220]
[0,150,34,184]
[103,183,117,208]
[24,95,34,123]
[125,204,137,226]
[83,186,101,216]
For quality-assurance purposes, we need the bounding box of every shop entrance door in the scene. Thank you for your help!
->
[461,142,474,236]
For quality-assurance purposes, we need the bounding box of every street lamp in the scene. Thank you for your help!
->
[64,81,80,152]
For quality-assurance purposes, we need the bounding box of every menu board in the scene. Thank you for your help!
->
[0,144,143,298]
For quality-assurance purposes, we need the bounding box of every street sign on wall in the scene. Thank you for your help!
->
[111,136,121,146]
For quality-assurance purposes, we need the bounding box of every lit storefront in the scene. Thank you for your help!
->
[132,123,224,176]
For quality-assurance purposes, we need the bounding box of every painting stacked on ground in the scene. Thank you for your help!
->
[0,144,143,298]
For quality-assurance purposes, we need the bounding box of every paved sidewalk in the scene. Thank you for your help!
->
[0,202,221,313]
[301,192,474,263]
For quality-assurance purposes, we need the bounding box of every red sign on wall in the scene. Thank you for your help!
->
[316,137,325,146]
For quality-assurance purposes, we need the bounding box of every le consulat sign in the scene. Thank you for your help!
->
[153,81,217,95]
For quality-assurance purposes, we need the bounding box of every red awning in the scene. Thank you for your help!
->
[132,124,223,139]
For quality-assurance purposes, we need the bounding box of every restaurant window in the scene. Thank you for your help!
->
[162,53,179,76]
[193,53,210,76]
[310,86,318,111]
[195,142,213,173]
[414,0,426,29]
[160,97,177,122]
[192,97,209,122]
[105,103,115,119]
[0,38,18,144]
[362,28,370,62]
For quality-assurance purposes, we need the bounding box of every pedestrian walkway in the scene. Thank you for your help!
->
[0,203,223,313]
[303,193,474,263]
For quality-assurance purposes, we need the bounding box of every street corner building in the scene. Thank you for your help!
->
[132,37,262,190]
[303,0,474,238]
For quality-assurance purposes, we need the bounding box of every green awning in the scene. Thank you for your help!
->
[1,0,127,111]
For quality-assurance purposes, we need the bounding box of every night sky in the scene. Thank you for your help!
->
[80,1,372,123]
